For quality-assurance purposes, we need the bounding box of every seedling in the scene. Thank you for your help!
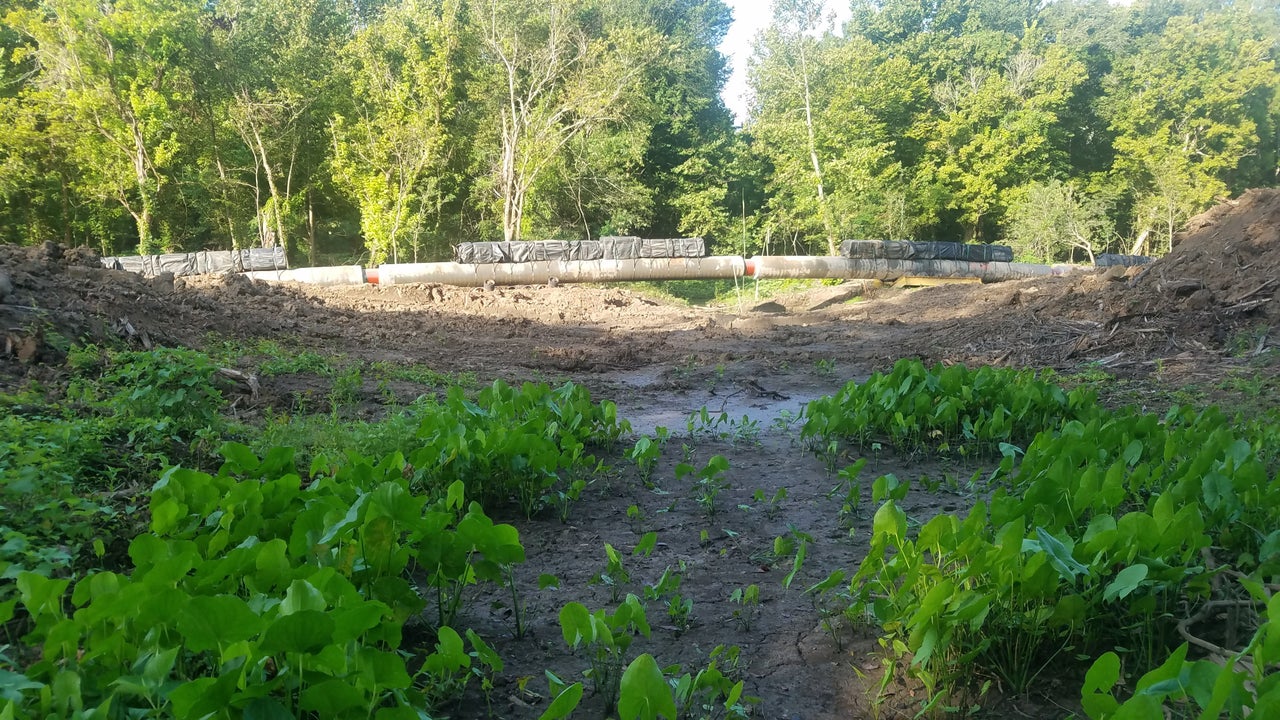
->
[676,454,731,517]
[629,430,665,487]
[626,503,644,533]
[549,477,587,523]
[828,458,867,529]
[559,595,652,710]
[752,487,788,519]
[729,584,761,631]
[588,543,630,603]
[806,570,850,651]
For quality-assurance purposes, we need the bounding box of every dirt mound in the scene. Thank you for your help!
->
[1147,188,1280,320]
[866,189,1280,371]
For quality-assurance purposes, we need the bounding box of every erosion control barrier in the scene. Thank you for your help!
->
[750,256,1084,282]
[454,237,707,263]
[378,256,747,287]
[840,240,1014,263]
[102,247,287,277]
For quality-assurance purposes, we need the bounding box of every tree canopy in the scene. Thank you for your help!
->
[0,0,1275,262]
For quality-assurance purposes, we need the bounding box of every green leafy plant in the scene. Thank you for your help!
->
[559,595,652,711]
[829,458,867,529]
[751,487,787,519]
[589,543,631,603]
[729,584,761,631]
[676,454,731,517]
[802,359,1099,456]
[629,427,669,487]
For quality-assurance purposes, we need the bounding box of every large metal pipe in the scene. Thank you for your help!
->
[378,257,747,287]
[241,265,367,286]
[750,256,1085,282]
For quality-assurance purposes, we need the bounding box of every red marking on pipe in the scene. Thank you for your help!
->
[745,258,756,277]
[365,268,379,285]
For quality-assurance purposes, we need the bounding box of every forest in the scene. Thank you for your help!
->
[0,0,1277,265]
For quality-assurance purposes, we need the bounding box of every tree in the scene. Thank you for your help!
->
[749,0,839,254]
[1102,7,1278,254]
[1005,179,1113,263]
[917,47,1085,241]
[475,0,660,241]
[210,0,349,258]
[6,0,199,253]
[330,0,459,265]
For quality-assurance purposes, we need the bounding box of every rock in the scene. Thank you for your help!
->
[1103,265,1128,281]
[0,268,12,300]
[750,301,787,314]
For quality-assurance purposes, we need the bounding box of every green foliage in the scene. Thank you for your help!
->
[629,427,669,487]
[1,443,523,718]
[405,380,627,517]
[559,595,652,710]
[676,454,731,517]
[802,359,1099,455]
[1005,179,1115,263]
[815,362,1280,712]
[729,584,760,632]
[589,543,631,604]
[99,347,227,442]
[1081,589,1280,720]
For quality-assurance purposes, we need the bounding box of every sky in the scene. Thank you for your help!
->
[718,0,852,125]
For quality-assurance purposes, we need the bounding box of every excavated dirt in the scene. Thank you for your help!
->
[2,190,1278,718]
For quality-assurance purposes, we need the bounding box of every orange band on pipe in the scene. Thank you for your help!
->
[365,268,379,284]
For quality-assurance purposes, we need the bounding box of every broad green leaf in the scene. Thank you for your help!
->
[177,595,261,652]
[1033,527,1088,580]
[259,610,334,654]
[0,670,42,703]
[872,501,907,542]
[243,698,294,720]
[218,442,260,473]
[281,580,326,615]
[559,602,592,648]
[1104,564,1149,602]
[300,679,366,715]
[633,532,658,557]
[538,682,584,720]
[618,654,677,720]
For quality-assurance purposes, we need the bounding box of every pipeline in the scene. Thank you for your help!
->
[234,255,1088,287]
[377,256,747,287]
[750,256,1085,282]
[241,265,367,286]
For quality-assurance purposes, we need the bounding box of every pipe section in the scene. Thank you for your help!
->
[378,256,747,287]
[241,265,367,286]
[237,256,1087,288]
[750,256,1085,282]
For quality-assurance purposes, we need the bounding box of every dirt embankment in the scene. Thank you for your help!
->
[2,189,1277,390]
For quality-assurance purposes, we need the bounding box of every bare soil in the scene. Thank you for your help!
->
[2,190,1278,718]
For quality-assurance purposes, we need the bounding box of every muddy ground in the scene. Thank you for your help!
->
[2,190,1278,718]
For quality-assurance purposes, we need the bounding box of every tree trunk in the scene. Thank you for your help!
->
[799,46,837,256]
[253,127,290,256]
[307,190,318,266]
[130,121,158,254]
